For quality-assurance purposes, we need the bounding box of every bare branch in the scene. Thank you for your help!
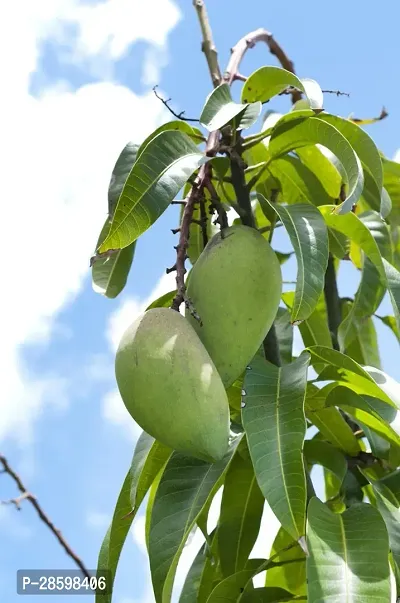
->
[152,86,200,123]
[0,455,91,579]
[192,0,222,87]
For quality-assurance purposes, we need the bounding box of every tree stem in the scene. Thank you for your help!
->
[324,254,341,351]
[192,0,222,88]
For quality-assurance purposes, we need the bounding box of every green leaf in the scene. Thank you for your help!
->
[96,433,171,603]
[92,142,139,297]
[242,354,310,540]
[295,145,342,198]
[99,130,204,252]
[179,541,208,603]
[376,314,400,343]
[267,155,337,207]
[274,308,293,364]
[328,228,349,259]
[92,218,136,298]
[306,497,391,602]
[241,66,322,110]
[241,586,301,602]
[269,116,364,214]
[200,83,261,132]
[304,440,347,485]
[146,289,177,310]
[137,121,205,159]
[326,386,400,449]
[264,200,329,322]
[305,385,361,456]
[149,442,239,603]
[316,113,383,202]
[218,451,264,577]
[372,489,400,587]
[282,292,332,371]
[207,561,262,603]
[265,528,306,596]
[307,345,396,406]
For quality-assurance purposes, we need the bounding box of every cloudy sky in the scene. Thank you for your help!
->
[1,0,400,601]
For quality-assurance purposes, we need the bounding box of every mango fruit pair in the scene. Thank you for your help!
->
[115,225,282,462]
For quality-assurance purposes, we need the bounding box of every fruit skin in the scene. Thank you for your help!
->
[186,225,282,388]
[115,307,230,463]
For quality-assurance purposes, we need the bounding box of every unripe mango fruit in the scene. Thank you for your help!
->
[186,225,282,388]
[115,307,230,462]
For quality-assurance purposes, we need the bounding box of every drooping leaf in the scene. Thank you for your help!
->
[241,586,300,602]
[146,289,177,310]
[242,354,310,540]
[295,144,342,199]
[179,541,208,603]
[200,83,261,132]
[149,442,239,603]
[316,113,383,202]
[264,199,329,322]
[217,451,264,577]
[305,384,361,456]
[96,432,171,603]
[99,131,205,252]
[304,440,347,486]
[267,156,337,207]
[269,115,364,214]
[326,386,400,450]
[307,345,395,406]
[92,142,139,297]
[274,308,293,364]
[241,66,322,109]
[306,497,391,602]
[92,218,136,298]
[376,314,400,343]
[371,489,400,587]
[137,121,205,159]
[265,528,306,596]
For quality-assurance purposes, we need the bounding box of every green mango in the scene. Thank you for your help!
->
[115,307,230,462]
[186,225,282,387]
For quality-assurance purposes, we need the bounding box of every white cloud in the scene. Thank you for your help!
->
[86,510,110,530]
[394,149,400,163]
[0,0,180,445]
[103,390,142,441]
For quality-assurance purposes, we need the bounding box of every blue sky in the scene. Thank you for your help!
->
[1,1,400,602]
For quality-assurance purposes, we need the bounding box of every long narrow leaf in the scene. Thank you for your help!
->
[242,354,310,540]
[99,131,205,252]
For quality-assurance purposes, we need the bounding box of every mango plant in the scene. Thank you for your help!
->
[91,1,400,601]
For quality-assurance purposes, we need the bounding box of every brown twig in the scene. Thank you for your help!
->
[0,455,91,579]
[204,178,229,230]
[152,86,200,123]
[223,28,301,103]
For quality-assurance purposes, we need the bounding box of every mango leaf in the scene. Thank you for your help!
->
[328,228,349,259]
[376,314,400,343]
[207,562,263,603]
[326,386,400,450]
[371,489,400,588]
[305,385,361,456]
[316,113,383,200]
[269,115,364,214]
[218,452,264,577]
[241,587,301,602]
[96,432,171,603]
[92,142,139,297]
[265,528,306,596]
[137,121,205,159]
[179,541,208,603]
[241,66,322,110]
[146,290,177,310]
[358,396,397,461]
[268,156,336,206]
[282,292,332,374]
[304,440,347,485]
[200,83,261,132]
[149,442,239,603]
[198,531,221,603]
[242,354,310,540]
[295,145,342,199]
[307,346,395,406]
[92,218,136,298]
[306,497,391,602]
[264,199,328,322]
[274,308,293,364]
[99,130,205,252]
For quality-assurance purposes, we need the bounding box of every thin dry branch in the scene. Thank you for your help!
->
[192,0,222,87]
[0,454,91,579]
[152,86,200,123]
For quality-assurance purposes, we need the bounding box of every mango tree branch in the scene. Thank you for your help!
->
[192,0,222,87]
[0,454,91,579]
[223,27,301,103]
